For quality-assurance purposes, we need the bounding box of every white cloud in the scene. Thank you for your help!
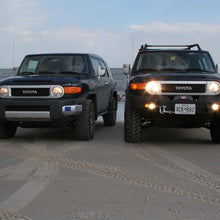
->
[128,22,220,64]
[129,22,220,33]
[84,42,94,46]
[19,26,130,67]
[0,0,44,31]
[0,0,47,67]
[1,1,220,68]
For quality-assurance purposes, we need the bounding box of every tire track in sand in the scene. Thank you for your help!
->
[0,136,87,219]
[0,138,59,220]
[0,145,220,206]
[133,143,220,193]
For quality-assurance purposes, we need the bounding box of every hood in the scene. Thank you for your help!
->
[0,74,83,86]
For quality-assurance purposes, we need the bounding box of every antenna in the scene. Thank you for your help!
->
[132,33,134,64]
[12,39,15,68]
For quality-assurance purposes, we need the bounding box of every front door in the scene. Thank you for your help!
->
[90,57,106,113]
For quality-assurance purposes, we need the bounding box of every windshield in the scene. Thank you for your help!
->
[18,55,89,75]
[133,51,215,74]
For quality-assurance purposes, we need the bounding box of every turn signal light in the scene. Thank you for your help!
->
[64,87,82,94]
[130,83,146,90]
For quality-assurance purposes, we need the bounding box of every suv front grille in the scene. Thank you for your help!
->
[1,85,64,99]
[11,88,50,97]
[160,81,207,95]
[161,84,206,93]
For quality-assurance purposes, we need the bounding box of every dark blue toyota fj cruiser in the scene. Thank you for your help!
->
[0,53,117,140]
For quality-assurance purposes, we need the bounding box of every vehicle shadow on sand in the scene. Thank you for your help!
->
[12,120,115,142]
[141,127,214,146]
[8,121,215,148]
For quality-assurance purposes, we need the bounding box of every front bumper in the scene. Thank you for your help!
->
[0,98,83,122]
[126,92,220,126]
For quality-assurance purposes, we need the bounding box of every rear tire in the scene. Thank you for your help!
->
[75,100,95,141]
[103,97,117,126]
[124,99,142,143]
[210,121,220,144]
[0,122,17,139]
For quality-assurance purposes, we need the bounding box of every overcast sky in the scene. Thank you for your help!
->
[0,0,220,68]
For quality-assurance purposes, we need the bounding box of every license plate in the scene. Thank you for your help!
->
[175,104,196,115]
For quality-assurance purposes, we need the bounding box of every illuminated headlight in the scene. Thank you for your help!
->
[51,86,64,97]
[207,81,220,95]
[0,86,9,97]
[145,81,161,94]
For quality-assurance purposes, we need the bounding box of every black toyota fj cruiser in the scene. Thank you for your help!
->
[0,53,117,140]
[123,44,220,143]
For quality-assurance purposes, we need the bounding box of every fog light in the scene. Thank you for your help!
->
[212,103,219,111]
[145,103,156,110]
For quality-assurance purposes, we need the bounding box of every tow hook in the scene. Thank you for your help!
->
[159,106,174,115]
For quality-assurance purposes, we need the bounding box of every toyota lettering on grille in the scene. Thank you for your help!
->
[175,86,193,91]
[22,90,38,95]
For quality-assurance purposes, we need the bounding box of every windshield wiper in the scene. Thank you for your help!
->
[183,68,214,73]
[18,71,35,75]
[38,71,56,74]
[58,71,81,75]
[136,68,160,72]
[158,68,184,72]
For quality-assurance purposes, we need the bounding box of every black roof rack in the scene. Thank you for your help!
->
[140,44,201,51]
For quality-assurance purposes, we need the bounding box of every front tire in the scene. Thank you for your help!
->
[0,122,17,139]
[103,97,117,126]
[124,99,142,143]
[75,100,95,141]
[210,121,220,144]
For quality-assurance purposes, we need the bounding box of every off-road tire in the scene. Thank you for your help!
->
[0,122,17,139]
[210,121,220,144]
[103,97,117,126]
[75,99,95,141]
[124,99,142,143]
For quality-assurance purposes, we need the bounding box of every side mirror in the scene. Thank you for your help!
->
[97,66,106,76]
[123,64,131,75]
[216,64,220,73]
[13,67,18,75]
[97,66,106,80]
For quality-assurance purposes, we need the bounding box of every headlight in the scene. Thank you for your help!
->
[51,86,64,97]
[145,81,161,94]
[0,86,9,97]
[207,81,220,95]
